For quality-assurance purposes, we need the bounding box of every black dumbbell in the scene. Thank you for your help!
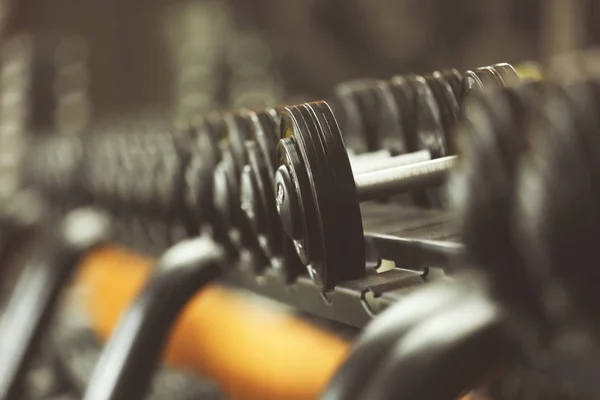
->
[512,53,600,337]
[322,77,560,400]
[211,103,423,278]
[329,64,523,209]
[211,110,272,267]
[451,80,545,321]
[238,106,430,277]
[273,101,456,289]
[273,75,545,290]
[0,33,90,203]
[331,69,463,160]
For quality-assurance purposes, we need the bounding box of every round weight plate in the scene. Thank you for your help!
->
[407,75,448,208]
[463,85,550,321]
[307,101,365,285]
[462,67,499,99]
[490,63,520,87]
[388,75,418,153]
[281,104,347,288]
[440,69,463,102]
[296,104,341,288]
[351,80,388,152]
[479,66,506,87]
[513,82,596,328]
[213,157,235,235]
[407,75,448,159]
[202,116,225,163]
[221,112,252,175]
[183,132,217,232]
[333,82,369,154]
[424,71,459,154]
[246,109,279,172]
[374,81,407,155]
[457,89,519,283]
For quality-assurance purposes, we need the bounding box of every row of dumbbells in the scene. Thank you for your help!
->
[11,49,600,399]
[321,52,600,400]
[25,52,600,400]
[21,61,539,289]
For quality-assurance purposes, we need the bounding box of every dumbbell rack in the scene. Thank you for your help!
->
[3,24,585,400]
[226,203,459,327]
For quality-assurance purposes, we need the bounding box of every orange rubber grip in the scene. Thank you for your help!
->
[76,247,351,400]
[76,246,480,400]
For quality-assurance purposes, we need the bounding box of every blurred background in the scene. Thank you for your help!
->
[2,0,598,120]
[1,1,599,399]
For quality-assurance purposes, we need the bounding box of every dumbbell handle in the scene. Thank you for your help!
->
[354,156,457,202]
[351,150,431,175]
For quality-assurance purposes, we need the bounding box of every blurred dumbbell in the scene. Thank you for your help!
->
[274,71,543,289]
[329,63,532,208]
[0,33,90,202]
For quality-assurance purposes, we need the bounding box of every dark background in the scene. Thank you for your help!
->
[4,0,599,119]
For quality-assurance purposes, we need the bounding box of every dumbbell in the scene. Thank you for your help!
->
[399,61,600,400]
[273,100,454,289]
[446,52,600,345]
[231,65,524,274]
[330,63,526,209]
[331,69,462,157]
[20,115,219,256]
[0,33,90,202]
[510,53,600,337]
[272,72,544,290]
[211,110,274,267]
[196,62,535,281]
[322,75,565,400]
[213,106,429,276]
[449,56,600,400]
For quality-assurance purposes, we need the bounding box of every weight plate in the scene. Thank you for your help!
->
[461,67,501,104]
[407,75,448,208]
[333,81,370,154]
[424,71,460,154]
[490,63,520,87]
[240,163,266,237]
[542,78,600,328]
[374,81,407,155]
[388,75,418,154]
[246,109,279,172]
[351,80,388,152]
[281,105,343,287]
[308,101,365,285]
[441,69,463,102]
[183,129,217,234]
[222,112,253,175]
[456,87,536,314]
[479,66,506,87]
[297,103,341,287]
